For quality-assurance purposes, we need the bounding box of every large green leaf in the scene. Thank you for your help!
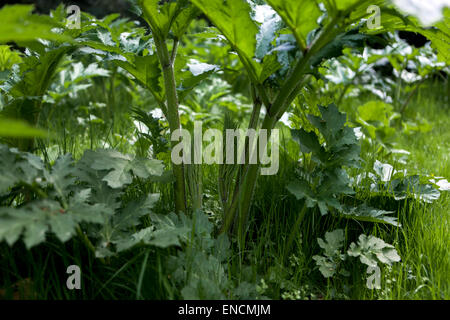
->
[0,118,47,138]
[312,229,347,278]
[139,0,190,38]
[0,45,22,71]
[348,234,401,267]
[89,149,165,188]
[3,46,75,122]
[0,5,71,44]
[341,204,400,227]
[0,197,112,248]
[114,55,163,101]
[0,144,45,193]
[191,0,259,79]
[266,0,321,51]
[44,154,77,199]
[291,128,323,155]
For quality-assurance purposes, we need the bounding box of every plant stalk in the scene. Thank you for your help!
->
[154,36,187,213]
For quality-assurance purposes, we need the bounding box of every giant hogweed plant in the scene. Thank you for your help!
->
[185,0,449,243]
[68,0,449,244]
[1,1,448,247]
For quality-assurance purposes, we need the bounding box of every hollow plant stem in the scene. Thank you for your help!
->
[153,35,187,213]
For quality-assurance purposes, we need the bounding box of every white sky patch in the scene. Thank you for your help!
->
[279,112,292,127]
[150,108,163,119]
[253,4,278,23]
[392,0,449,26]
[133,120,150,135]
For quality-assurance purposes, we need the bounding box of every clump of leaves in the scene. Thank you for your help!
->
[357,160,442,203]
[287,103,360,216]
[163,210,260,299]
[287,104,400,226]
[313,229,401,289]
[0,145,165,252]
[347,234,401,268]
[312,229,349,278]
[356,100,399,150]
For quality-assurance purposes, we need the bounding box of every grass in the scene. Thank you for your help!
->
[238,79,449,300]
[0,76,448,300]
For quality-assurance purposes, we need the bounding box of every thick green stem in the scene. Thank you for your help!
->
[220,114,277,237]
[154,36,187,213]
[219,14,343,241]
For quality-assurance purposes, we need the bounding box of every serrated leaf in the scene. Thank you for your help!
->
[254,4,281,59]
[286,179,314,202]
[348,234,401,267]
[266,0,321,51]
[319,229,345,256]
[172,5,199,39]
[89,149,164,188]
[114,226,155,252]
[0,5,71,44]
[139,0,189,37]
[114,55,163,100]
[49,214,77,243]
[147,212,191,248]
[291,129,322,154]
[191,0,259,78]
[259,53,281,82]
[44,153,76,199]
[312,255,337,278]
[90,149,134,188]
[23,221,47,249]
[313,229,346,278]
[114,194,160,230]
[341,204,400,227]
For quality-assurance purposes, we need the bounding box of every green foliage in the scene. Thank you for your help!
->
[356,100,398,148]
[191,0,257,64]
[0,0,448,301]
[361,160,442,204]
[88,149,164,188]
[0,145,165,251]
[313,229,401,285]
[0,46,22,71]
[287,104,359,215]
[0,5,71,44]
[0,146,113,248]
[310,29,374,68]
[340,204,400,227]
[0,118,47,138]
[347,234,401,268]
[266,0,320,52]
[312,229,348,278]
[138,0,191,38]
[166,210,259,299]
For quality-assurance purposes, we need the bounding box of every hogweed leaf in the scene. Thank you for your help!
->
[348,234,401,267]
[266,0,321,51]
